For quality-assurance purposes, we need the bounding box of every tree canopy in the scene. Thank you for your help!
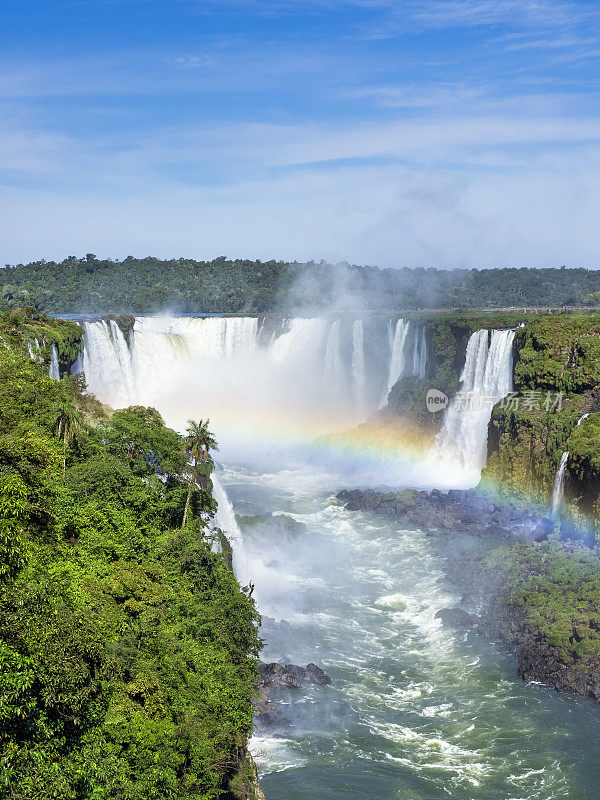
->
[2,255,600,313]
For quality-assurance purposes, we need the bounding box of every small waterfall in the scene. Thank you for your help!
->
[211,473,250,585]
[351,319,366,414]
[552,452,569,518]
[433,328,515,475]
[380,319,411,406]
[412,328,427,379]
[49,345,60,380]
[551,413,590,517]
[379,320,429,407]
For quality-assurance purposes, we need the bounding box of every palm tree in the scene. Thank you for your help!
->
[53,401,84,475]
[181,418,218,529]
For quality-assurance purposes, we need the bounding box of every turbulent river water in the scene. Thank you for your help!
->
[221,461,600,800]
[77,314,600,800]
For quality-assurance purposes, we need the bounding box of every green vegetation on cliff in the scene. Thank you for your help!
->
[3,255,600,314]
[484,400,589,501]
[484,314,600,529]
[0,323,260,799]
[514,315,600,393]
[486,542,600,660]
[0,306,83,376]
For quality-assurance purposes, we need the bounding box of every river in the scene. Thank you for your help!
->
[220,461,600,800]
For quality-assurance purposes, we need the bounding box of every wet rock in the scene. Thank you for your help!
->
[435,607,479,629]
[237,512,307,538]
[257,661,331,692]
[336,487,546,542]
[253,660,331,731]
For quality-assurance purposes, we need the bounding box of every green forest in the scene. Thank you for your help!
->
[2,254,600,314]
[0,310,260,799]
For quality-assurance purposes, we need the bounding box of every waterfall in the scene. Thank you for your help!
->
[323,320,344,388]
[49,345,60,380]
[552,452,569,518]
[351,319,366,414]
[82,320,136,408]
[432,328,515,475]
[380,319,411,406]
[551,413,590,517]
[80,313,424,435]
[211,473,250,585]
[379,320,428,407]
[412,327,427,379]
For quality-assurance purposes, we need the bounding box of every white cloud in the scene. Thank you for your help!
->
[1,126,599,269]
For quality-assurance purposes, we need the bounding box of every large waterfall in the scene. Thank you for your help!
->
[432,328,515,478]
[351,319,366,414]
[77,315,427,437]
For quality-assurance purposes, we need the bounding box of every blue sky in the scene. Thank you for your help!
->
[1,0,600,267]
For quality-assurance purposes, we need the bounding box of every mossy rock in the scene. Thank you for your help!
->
[396,489,419,506]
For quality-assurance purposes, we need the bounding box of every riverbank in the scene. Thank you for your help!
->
[337,488,600,703]
[441,540,600,702]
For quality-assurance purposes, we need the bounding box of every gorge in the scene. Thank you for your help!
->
[68,310,600,800]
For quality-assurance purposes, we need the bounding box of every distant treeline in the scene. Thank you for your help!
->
[1,254,600,313]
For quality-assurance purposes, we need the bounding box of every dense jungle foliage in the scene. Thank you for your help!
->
[0,313,260,800]
[2,255,600,314]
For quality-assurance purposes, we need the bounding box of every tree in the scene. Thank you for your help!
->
[181,418,218,529]
[52,400,84,475]
[105,405,186,477]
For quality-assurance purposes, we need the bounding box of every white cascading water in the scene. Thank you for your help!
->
[351,319,366,415]
[210,472,250,585]
[551,412,590,517]
[78,315,426,431]
[49,344,60,380]
[380,319,411,407]
[552,452,569,518]
[82,320,136,408]
[432,328,515,478]
[323,319,345,390]
[413,328,427,379]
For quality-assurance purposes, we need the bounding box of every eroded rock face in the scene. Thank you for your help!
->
[336,488,549,541]
[258,661,331,691]
[435,607,479,630]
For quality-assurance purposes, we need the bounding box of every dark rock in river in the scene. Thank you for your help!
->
[435,607,479,629]
[336,487,545,541]
[257,661,331,691]
[254,660,331,730]
[237,512,307,538]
